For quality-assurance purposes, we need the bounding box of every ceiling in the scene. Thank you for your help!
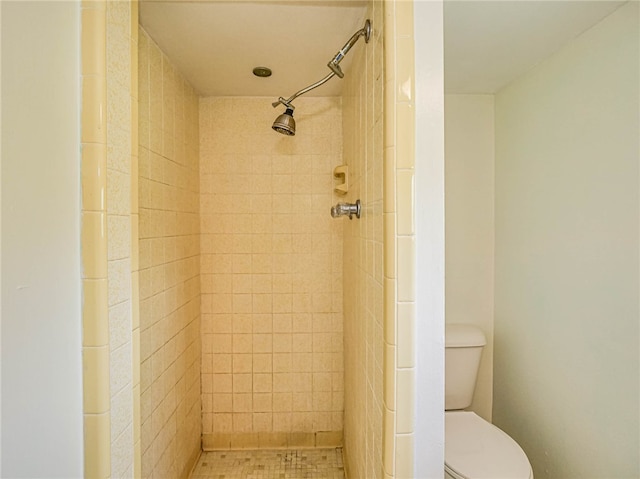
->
[139,0,627,98]
[444,1,626,93]
[139,1,368,98]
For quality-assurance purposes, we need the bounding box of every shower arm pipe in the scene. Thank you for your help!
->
[272,19,371,110]
[327,19,371,78]
[271,72,336,109]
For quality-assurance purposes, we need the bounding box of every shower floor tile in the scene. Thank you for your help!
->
[190,448,345,479]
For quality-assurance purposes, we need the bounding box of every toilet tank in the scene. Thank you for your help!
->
[445,324,486,410]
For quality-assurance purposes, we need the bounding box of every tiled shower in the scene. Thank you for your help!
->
[138,26,202,478]
[138,29,349,473]
[80,0,421,478]
[198,97,345,447]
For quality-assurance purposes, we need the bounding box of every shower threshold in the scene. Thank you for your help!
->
[190,448,345,479]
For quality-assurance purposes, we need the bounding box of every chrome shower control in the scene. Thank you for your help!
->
[331,199,361,220]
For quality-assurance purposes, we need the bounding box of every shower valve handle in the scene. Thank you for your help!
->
[331,200,361,220]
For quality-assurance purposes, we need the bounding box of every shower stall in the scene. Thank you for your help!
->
[78,1,440,478]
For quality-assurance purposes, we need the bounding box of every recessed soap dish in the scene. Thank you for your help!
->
[333,165,348,194]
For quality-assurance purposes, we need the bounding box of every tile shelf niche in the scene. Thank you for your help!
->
[333,165,348,195]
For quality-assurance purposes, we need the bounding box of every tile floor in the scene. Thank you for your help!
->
[190,448,345,479]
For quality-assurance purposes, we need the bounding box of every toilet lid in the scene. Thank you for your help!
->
[445,412,532,479]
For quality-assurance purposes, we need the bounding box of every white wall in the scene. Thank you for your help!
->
[444,94,494,420]
[494,3,639,478]
[414,1,446,476]
[1,2,84,477]
[0,3,3,471]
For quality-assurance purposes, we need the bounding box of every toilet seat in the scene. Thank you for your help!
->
[445,411,533,479]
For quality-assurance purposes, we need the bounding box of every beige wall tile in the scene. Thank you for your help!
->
[105,7,138,474]
[199,97,343,438]
[395,369,414,434]
[395,104,415,170]
[83,346,111,414]
[383,407,396,476]
[82,75,107,144]
[384,344,396,410]
[342,3,385,478]
[82,143,107,212]
[396,236,415,303]
[84,412,111,479]
[390,0,418,475]
[396,170,415,235]
[83,279,109,347]
[395,1,413,38]
[395,36,415,104]
[81,3,112,476]
[394,433,414,479]
[82,6,106,76]
[396,303,415,369]
[138,26,201,479]
[82,211,108,279]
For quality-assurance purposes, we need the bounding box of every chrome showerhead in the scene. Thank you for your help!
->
[272,108,295,136]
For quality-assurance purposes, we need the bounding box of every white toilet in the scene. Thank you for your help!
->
[445,324,533,479]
